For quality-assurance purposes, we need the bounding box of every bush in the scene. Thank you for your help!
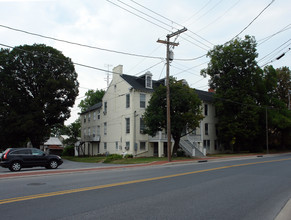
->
[62,145,75,156]
[124,154,133,158]
[103,154,123,163]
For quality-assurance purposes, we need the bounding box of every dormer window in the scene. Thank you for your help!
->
[145,71,152,89]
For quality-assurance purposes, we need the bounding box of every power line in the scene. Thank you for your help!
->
[129,0,214,47]
[106,0,211,50]
[195,0,241,33]
[0,24,164,60]
[257,23,291,46]
[232,0,275,39]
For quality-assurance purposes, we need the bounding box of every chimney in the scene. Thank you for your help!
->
[112,65,123,75]
[208,88,215,93]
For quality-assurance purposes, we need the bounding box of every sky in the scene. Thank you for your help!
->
[1,0,290,125]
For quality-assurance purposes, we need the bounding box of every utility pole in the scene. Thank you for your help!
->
[157,27,187,162]
[104,64,112,88]
[266,107,269,154]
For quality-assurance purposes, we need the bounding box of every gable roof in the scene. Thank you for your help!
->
[44,137,63,146]
[120,74,164,93]
[80,102,102,115]
[195,89,214,103]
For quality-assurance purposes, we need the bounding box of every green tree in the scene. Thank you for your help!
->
[258,66,291,149]
[201,36,262,151]
[78,89,105,112]
[143,78,203,156]
[0,44,79,148]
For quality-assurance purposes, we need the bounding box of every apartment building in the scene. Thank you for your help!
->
[79,65,220,157]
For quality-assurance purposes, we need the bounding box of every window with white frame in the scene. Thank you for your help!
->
[116,141,118,151]
[104,142,107,150]
[104,101,107,114]
[204,104,208,116]
[93,111,96,120]
[97,110,100,120]
[125,141,130,150]
[146,75,152,89]
[125,118,130,134]
[140,117,145,134]
[92,127,96,137]
[104,122,107,135]
[205,123,209,135]
[140,93,146,108]
[97,125,100,136]
[126,94,130,108]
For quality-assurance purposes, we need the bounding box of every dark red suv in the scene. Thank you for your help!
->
[0,148,63,171]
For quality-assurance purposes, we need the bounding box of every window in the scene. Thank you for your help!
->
[203,140,210,151]
[140,118,145,134]
[88,127,91,137]
[31,148,43,156]
[104,101,107,114]
[97,110,100,120]
[140,142,146,150]
[204,104,208,116]
[97,125,100,136]
[125,141,130,150]
[126,94,130,108]
[146,75,152,89]
[11,149,31,155]
[126,118,130,134]
[104,122,107,135]
[205,123,208,135]
[140,94,146,108]
[116,142,118,150]
[104,142,107,150]
[84,115,86,123]
[92,127,96,137]
[88,113,91,122]
[93,111,96,120]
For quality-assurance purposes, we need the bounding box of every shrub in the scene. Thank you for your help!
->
[103,154,123,163]
[62,145,75,156]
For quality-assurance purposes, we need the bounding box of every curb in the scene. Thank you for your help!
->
[275,198,291,220]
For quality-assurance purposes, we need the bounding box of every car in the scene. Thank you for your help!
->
[0,148,63,172]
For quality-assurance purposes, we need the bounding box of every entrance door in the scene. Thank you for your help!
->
[153,143,158,157]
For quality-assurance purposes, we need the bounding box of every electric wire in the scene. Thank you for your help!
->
[195,0,241,33]
[231,0,275,39]
[106,0,210,50]
[258,23,291,46]
[0,24,164,60]
[129,0,214,47]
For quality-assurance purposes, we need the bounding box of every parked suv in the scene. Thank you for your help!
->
[0,148,63,172]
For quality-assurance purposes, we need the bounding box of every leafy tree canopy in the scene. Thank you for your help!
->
[0,44,79,148]
[78,89,105,112]
[201,36,291,151]
[143,78,203,155]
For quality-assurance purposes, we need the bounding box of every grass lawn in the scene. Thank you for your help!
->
[62,156,193,164]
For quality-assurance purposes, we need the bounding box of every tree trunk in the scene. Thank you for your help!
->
[172,136,180,157]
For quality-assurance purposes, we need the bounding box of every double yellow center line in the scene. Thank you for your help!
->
[1,157,290,205]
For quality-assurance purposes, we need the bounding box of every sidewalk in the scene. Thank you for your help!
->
[0,153,288,179]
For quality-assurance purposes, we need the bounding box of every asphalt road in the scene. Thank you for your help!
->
[0,154,291,220]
